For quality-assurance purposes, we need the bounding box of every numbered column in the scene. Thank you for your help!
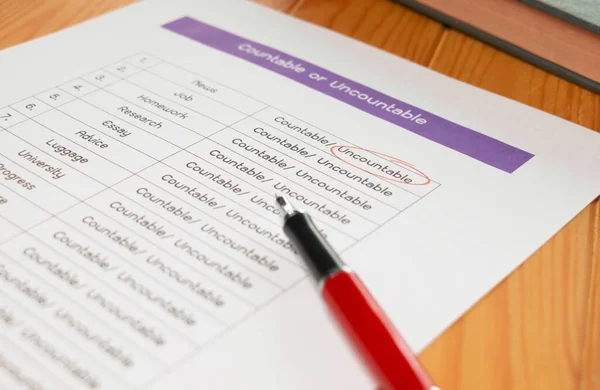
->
[0,106,27,130]
[0,98,54,235]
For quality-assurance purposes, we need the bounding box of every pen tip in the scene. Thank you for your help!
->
[275,194,296,218]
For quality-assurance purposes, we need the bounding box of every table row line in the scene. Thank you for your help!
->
[0,119,422,223]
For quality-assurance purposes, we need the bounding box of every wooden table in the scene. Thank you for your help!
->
[1,0,598,389]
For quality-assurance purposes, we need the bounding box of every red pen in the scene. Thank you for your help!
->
[276,195,438,390]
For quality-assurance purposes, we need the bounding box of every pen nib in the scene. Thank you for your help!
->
[275,194,296,218]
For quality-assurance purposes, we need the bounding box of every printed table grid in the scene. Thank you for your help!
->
[0,52,441,389]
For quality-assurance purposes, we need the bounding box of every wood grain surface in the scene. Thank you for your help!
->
[0,0,598,389]
[417,0,600,83]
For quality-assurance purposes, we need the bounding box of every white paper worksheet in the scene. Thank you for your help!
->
[1,0,600,389]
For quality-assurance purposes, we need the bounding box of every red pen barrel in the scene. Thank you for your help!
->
[278,204,436,389]
[321,271,434,390]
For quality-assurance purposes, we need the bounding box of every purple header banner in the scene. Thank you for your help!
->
[163,16,534,173]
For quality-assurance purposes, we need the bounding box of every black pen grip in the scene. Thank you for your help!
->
[283,212,344,283]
